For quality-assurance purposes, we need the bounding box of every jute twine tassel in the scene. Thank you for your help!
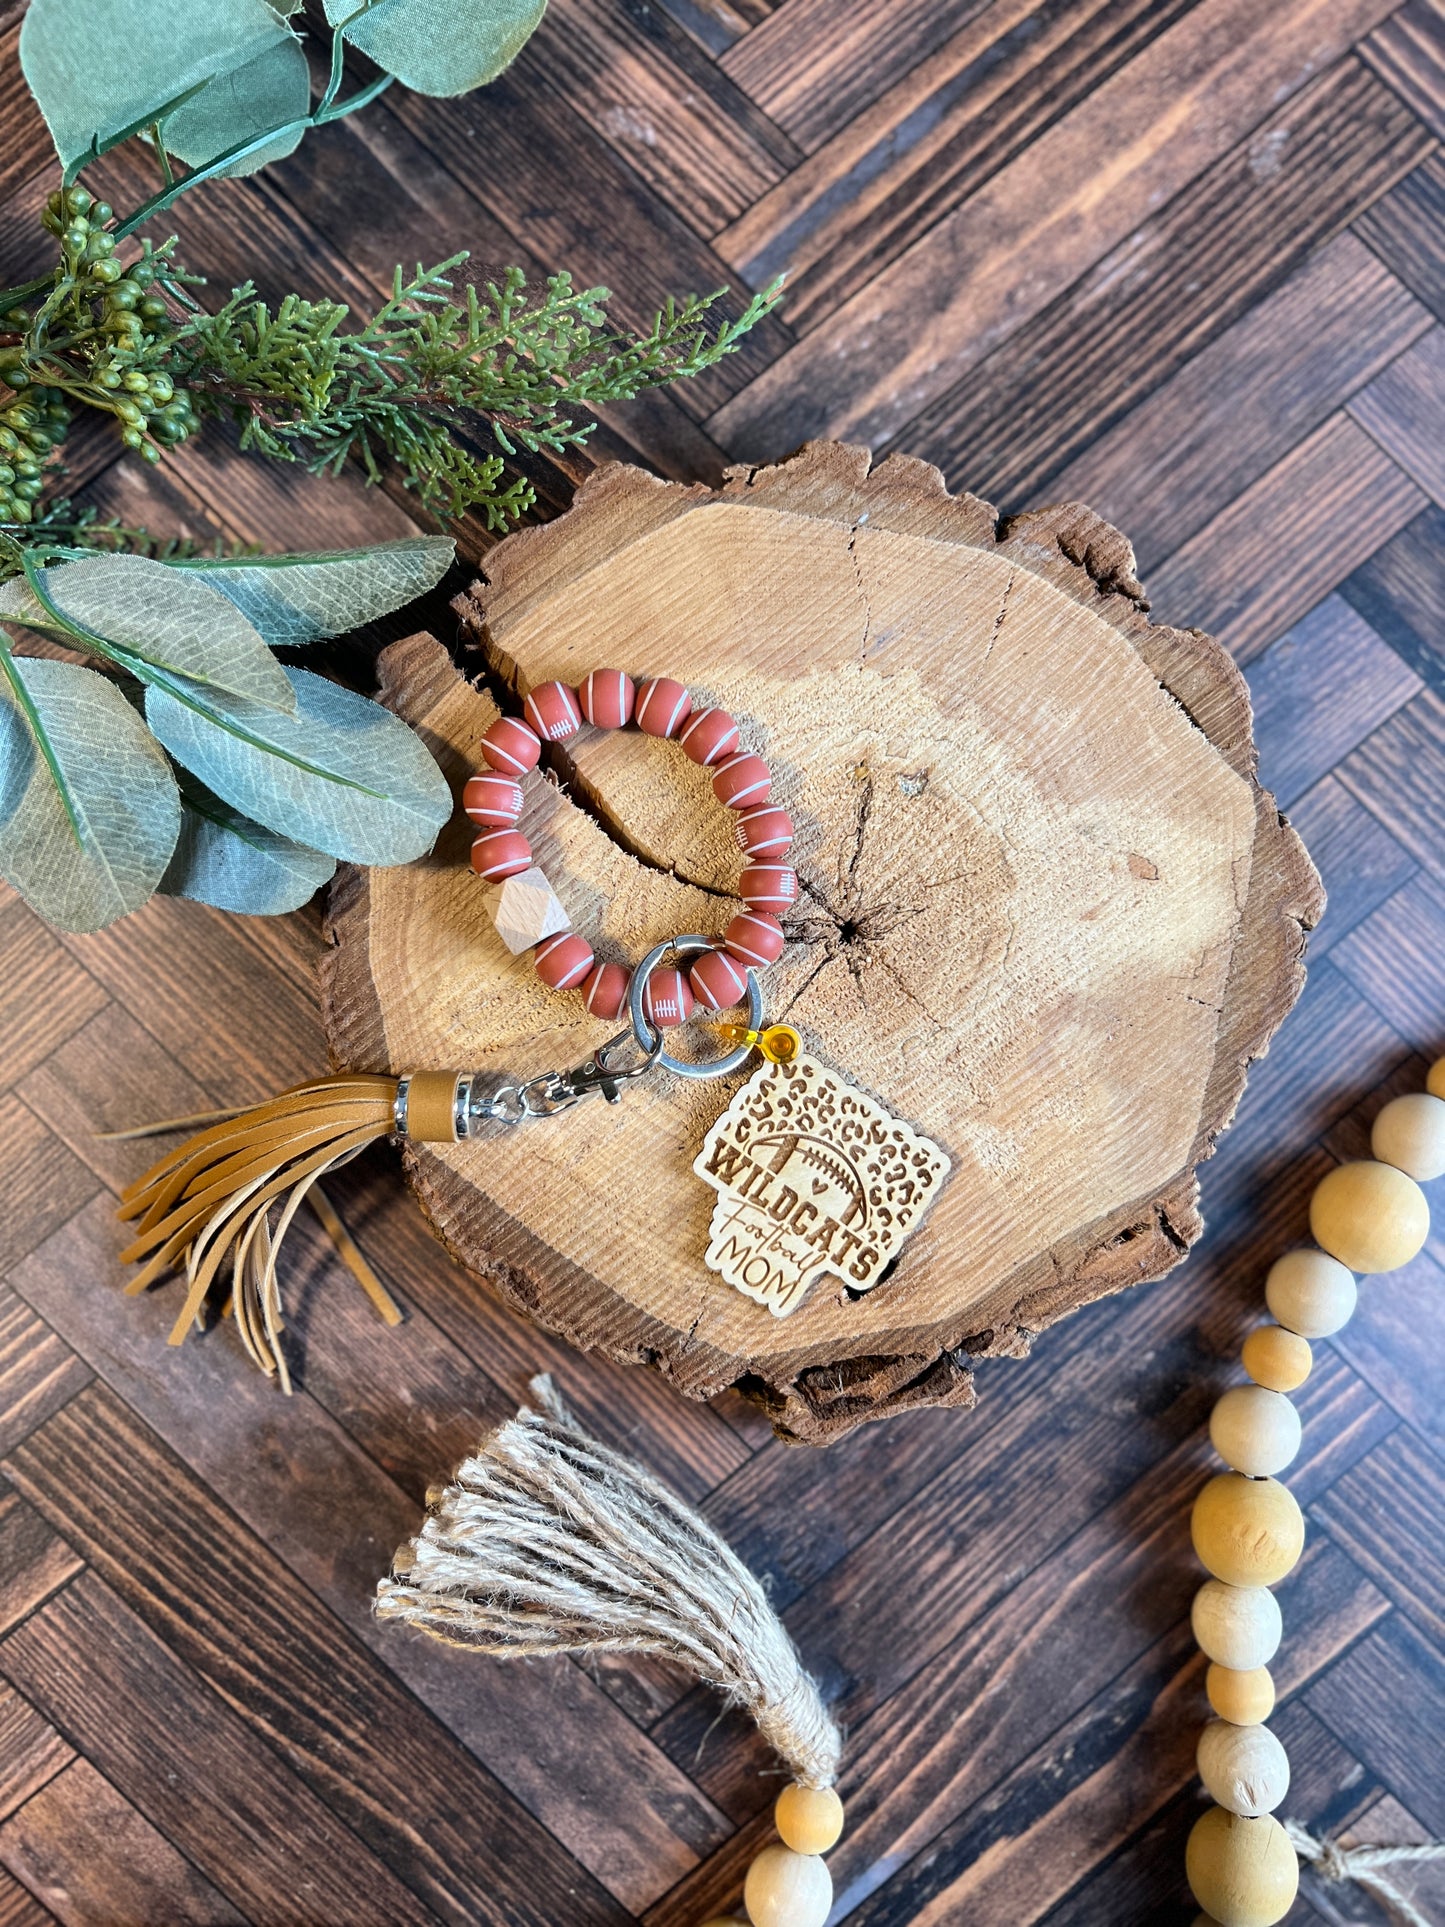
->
[376,1376,842,1789]
[1284,1819,1445,1927]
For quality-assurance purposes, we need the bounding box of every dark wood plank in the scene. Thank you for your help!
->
[0,1869,52,1927]
[0,1758,245,1927]
[1306,1615,1445,1835]
[0,1686,70,1827]
[1340,505,1445,692]
[1356,153,1445,319]
[0,1293,88,1462]
[1313,1428,1445,1646]
[1340,692,1445,891]
[1287,774,1419,957]
[0,1102,99,1285]
[0,28,46,206]
[1331,1242,1445,1447]
[0,1484,79,1643]
[652,0,767,57]
[0,905,108,1100]
[1360,0,1445,135]
[1349,323,1445,504]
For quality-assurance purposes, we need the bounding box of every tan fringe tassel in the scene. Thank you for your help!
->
[1285,1819,1445,1927]
[376,1376,843,1789]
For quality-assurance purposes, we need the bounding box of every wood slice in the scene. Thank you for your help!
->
[322,443,1322,1445]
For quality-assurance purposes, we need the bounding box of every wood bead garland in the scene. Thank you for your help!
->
[742,1844,832,1927]
[1208,1385,1301,1477]
[1186,1810,1299,1926]
[1191,1580,1281,1670]
[1240,1325,1311,1393]
[774,1784,845,1856]
[1206,1662,1275,1725]
[1262,1248,1355,1337]
[1309,1158,1430,1273]
[1191,1474,1304,1588]
[1197,1719,1291,1818]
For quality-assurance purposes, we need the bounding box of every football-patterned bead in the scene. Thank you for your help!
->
[463,772,523,826]
[481,716,541,776]
[724,911,785,967]
[534,932,594,991]
[735,804,793,857]
[740,864,797,912]
[635,677,692,738]
[690,949,749,1012]
[643,967,695,1029]
[582,960,630,1019]
[471,830,532,880]
[579,669,634,729]
[678,707,740,766]
[713,752,771,810]
[523,679,582,742]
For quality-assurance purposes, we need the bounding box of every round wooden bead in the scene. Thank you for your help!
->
[1186,1809,1298,1926]
[735,805,793,858]
[713,752,772,809]
[725,911,786,967]
[523,679,582,743]
[774,1784,844,1856]
[634,676,691,737]
[582,961,630,1020]
[1263,1248,1356,1337]
[739,864,797,912]
[1429,1056,1445,1099]
[1309,1159,1429,1273]
[578,669,634,729]
[481,716,541,776]
[1209,1386,1301,1477]
[1191,1581,1281,1671]
[678,707,740,765]
[463,772,524,826]
[643,967,694,1029]
[1197,1721,1291,1818]
[1191,1474,1304,1588]
[742,1845,832,1927]
[1371,1091,1445,1181]
[690,949,750,1013]
[534,932,594,991]
[470,830,532,880]
[1241,1325,1311,1394]
[1206,1663,1276,1726]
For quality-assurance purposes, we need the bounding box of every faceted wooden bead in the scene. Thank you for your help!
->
[1241,1325,1311,1394]
[534,932,594,991]
[488,866,570,954]
[1309,1159,1429,1273]
[582,961,630,1020]
[1197,1721,1290,1818]
[735,805,793,858]
[774,1784,844,1856]
[740,864,798,912]
[1371,1091,1445,1181]
[1263,1248,1356,1337]
[634,676,691,737]
[678,706,740,766]
[523,679,582,743]
[1209,1386,1301,1477]
[470,829,532,881]
[481,715,541,776]
[1191,1474,1304,1588]
[742,1845,832,1927]
[1206,1663,1276,1726]
[713,752,772,809]
[463,772,524,825]
[1191,1580,1281,1670]
[1186,1810,1298,1926]
[643,967,694,1029]
[725,911,786,967]
[690,949,750,1012]
[578,668,634,729]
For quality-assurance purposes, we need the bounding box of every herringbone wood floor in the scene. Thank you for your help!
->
[1,0,1444,1921]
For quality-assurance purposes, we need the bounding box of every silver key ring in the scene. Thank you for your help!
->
[628,933,762,1080]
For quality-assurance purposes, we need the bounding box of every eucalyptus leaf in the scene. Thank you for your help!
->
[0,655,180,932]
[0,555,296,712]
[325,0,546,96]
[162,34,310,177]
[161,781,335,913]
[146,665,451,865]
[169,537,455,647]
[20,0,304,177]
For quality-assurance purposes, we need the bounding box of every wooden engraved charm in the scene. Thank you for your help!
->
[695,1049,950,1317]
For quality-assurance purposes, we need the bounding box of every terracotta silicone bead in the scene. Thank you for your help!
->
[582,961,630,1020]
[1309,1159,1430,1273]
[1206,1662,1276,1727]
[1192,1474,1304,1589]
[1371,1091,1445,1180]
[534,932,594,991]
[1241,1325,1311,1394]
[471,830,532,880]
[1208,1386,1301,1478]
[713,752,772,809]
[523,679,582,743]
[725,911,786,968]
[1191,1580,1281,1671]
[1197,1721,1290,1818]
[678,706,740,766]
[774,1784,844,1856]
[634,676,692,738]
[462,772,524,826]
[1186,1809,1299,1926]
[742,1845,832,1927]
[1263,1248,1356,1337]
[740,864,797,912]
[578,669,634,729]
[481,716,542,776]
[643,967,694,1030]
[689,949,749,1013]
[735,805,793,858]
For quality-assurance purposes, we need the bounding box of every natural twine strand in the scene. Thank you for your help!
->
[375,1375,842,1789]
[1285,1818,1445,1927]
